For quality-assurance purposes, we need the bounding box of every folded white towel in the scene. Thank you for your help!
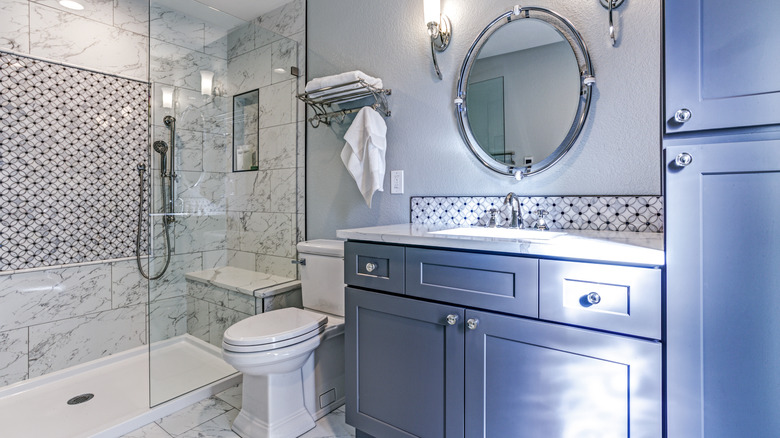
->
[341,107,387,208]
[305,70,383,93]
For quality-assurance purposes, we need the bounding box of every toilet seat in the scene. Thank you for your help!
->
[223,307,327,353]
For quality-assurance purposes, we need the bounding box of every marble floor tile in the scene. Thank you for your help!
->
[121,389,354,438]
[155,397,234,436]
[215,384,242,409]
[176,409,239,438]
[121,422,173,438]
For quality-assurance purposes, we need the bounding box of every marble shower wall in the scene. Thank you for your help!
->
[225,0,306,278]
[0,260,146,386]
[148,0,306,344]
[0,0,149,81]
[0,0,152,387]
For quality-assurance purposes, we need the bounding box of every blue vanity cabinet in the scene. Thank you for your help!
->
[664,0,780,133]
[345,287,465,438]
[465,310,661,437]
[665,140,780,437]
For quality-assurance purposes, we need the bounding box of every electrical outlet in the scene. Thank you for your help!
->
[391,170,404,194]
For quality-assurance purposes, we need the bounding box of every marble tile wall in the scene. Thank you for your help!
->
[0,0,149,81]
[185,280,303,347]
[224,0,306,279]
[0,0,307,388]
[0,259,145,386]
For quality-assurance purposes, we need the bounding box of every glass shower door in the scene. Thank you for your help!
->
[146,0,300,406]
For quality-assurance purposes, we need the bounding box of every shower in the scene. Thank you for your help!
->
[136,115,176,280]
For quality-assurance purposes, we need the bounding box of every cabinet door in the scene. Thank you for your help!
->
[666,141,780,437]
[464,310,661,438]
[665,0,780,133]
[345,288,465,438]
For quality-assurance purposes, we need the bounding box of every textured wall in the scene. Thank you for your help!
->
[306,0,661,238]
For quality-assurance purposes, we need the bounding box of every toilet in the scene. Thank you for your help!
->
[222,240,346,438]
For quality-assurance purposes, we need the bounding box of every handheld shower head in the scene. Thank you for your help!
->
[153,140,168,154]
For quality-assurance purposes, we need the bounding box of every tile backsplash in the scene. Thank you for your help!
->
[411,195,663,232]
[0,50,148,271]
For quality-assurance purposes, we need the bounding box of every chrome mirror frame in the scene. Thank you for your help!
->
[455,5,595,179]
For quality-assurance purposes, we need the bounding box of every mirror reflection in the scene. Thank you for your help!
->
[466,18,581,167]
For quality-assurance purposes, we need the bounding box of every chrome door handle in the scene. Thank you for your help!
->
[365,262,378,273]
[466,318,479,330]
[674,152,693,167]
[446,314,459,326]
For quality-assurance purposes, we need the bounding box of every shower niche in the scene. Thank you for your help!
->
[233,89,260,172]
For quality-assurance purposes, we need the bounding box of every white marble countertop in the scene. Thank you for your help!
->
[336,224,665,266]
[185,266,299,297]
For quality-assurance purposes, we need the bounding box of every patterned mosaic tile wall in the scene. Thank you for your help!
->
[411,195,663,232]
[0,50,148,271]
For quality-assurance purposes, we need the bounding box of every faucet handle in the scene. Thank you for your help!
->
[534,210,549,231]
[487,208,498,228]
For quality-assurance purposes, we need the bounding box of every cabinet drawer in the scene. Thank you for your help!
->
[344,242,405,294]
[406,247,538,318]
[539,260,662,339]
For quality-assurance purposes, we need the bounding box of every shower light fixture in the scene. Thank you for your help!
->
[161,86,173,109]
[200,71,214,96]
[59,0,84,10]
[424,0,451,80]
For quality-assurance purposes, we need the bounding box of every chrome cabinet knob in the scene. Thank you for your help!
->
[674,108,692,123]
[365,262,378,273]
[446,314,459,326]
[587,292,602,305]
[674,152,693,167]
[466,318,479,330]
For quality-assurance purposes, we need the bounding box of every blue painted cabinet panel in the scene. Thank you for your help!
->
[665,0,780,133]
[666,140,780,437]
[345,287,465,438]
[464,310,662,438]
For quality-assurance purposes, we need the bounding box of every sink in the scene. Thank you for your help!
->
[430,227,566,241]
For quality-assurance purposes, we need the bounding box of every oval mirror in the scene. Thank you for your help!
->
[456,6,595,179]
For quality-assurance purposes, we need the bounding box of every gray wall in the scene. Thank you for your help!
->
[307,0,661,239]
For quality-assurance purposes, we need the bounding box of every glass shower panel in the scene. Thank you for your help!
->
[147,0,299,406]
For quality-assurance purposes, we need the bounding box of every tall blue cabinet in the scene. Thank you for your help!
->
[664,0,780,133]
[664,0,780,436]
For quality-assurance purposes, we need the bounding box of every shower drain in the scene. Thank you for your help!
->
[67,393,95,405]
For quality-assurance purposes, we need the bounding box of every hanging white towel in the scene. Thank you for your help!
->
[341,107,387,208]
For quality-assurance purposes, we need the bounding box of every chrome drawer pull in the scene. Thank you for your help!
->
[586,292,602,305]
[446,314,459,326]
[467,318,479,330]
[365,262,378,273]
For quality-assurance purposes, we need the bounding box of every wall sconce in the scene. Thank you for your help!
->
[200,70,214,96]
[424,0,451,79]
[161,86,173,109]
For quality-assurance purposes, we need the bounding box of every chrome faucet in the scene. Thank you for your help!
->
[503,192,522,228]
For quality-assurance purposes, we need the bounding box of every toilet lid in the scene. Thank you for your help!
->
[223,308,327,348]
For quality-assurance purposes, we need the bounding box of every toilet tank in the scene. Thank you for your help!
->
[297,240,345,317]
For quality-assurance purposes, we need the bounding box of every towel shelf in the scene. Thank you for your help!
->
[297,79,391,128]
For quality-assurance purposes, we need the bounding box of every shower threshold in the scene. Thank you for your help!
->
[0,334,239,438]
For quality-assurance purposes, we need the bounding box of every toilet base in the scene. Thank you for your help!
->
[231,370,316,438]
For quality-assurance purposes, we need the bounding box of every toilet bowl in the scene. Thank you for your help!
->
[221,240,345,438]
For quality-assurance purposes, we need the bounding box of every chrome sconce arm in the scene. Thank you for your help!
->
[424,0,452,79]
[427,15,451,79]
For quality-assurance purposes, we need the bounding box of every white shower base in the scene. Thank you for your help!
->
[0,334,239,438]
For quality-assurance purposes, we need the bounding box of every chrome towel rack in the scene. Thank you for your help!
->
[297,79,391,128]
